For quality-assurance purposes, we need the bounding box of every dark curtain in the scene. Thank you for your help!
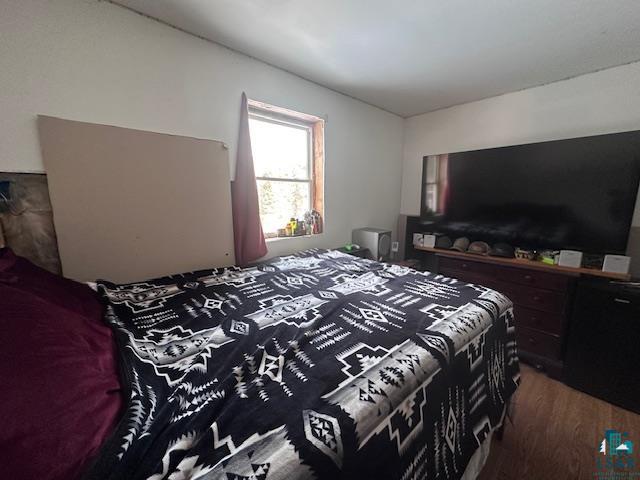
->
[231,93,267,265]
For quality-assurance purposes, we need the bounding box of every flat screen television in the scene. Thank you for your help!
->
[420,130,640,254]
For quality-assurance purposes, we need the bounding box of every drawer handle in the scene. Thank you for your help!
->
[533,295,541,302]
[614,298,631,304]
[528,337,536,345]
[461,263,469,269]
[524,274,533,281]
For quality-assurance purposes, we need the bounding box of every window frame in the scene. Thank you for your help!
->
[421,154,448,218]
[247,99,325,238]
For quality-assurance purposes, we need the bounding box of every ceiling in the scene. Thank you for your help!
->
[113,0,640,117]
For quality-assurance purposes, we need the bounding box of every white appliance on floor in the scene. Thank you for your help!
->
[352,227,392,261]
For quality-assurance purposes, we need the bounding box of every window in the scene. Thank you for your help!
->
[421,154,448,217]
[248,100,324,238]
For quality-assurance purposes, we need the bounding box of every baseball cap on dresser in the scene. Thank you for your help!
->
[451,237,470,252]
[467,241,490,255]
[490,242,515,258]
[435,235,453,249]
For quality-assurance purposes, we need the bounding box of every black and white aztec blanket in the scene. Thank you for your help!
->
[87,249,519,480]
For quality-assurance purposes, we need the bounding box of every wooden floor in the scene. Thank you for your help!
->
[478,364,640,480]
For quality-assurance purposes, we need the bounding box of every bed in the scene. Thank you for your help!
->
[1,247,519,480]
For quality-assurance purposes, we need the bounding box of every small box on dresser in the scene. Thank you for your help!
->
[558,250,583,268]
[602,254,631,275]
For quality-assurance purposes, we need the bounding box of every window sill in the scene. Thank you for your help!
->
[265,233,324,243]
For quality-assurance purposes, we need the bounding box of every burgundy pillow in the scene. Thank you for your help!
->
[0,248,123,480]
[0,248,102,318]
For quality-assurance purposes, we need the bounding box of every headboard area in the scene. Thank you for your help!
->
[0,172,61,274]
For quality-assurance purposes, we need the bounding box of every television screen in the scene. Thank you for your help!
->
[421,130,640,254]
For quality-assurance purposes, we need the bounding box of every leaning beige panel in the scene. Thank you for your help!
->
[37,116,235,283]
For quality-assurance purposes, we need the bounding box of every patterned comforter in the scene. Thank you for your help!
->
[86,249,519,480]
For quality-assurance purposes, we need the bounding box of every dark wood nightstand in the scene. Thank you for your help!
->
[336,246,371,259]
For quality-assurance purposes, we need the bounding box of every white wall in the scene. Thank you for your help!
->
[402,61,640,229]
[0,0,404,259]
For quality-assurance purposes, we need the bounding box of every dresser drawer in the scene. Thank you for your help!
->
[499,266,569,292]
[440,265,566,314]
[439,256,569,291]
[515,326,561,359]
[502,283,567,314]
[439,257,494,276]
[514,305,564,336]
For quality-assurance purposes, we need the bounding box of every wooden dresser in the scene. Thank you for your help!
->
[409,240,630,379]
[436,253,576,378]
